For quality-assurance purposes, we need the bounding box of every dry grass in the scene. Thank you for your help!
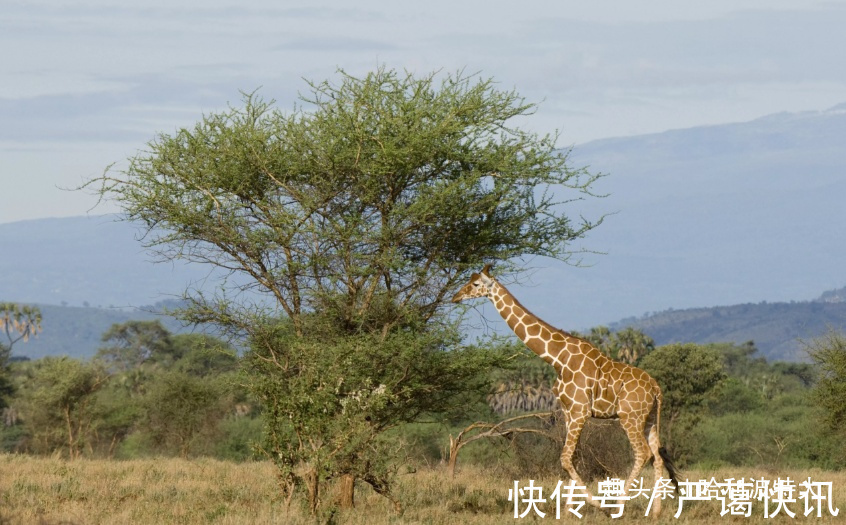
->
[0,454,283,524]
[0,454,843,524]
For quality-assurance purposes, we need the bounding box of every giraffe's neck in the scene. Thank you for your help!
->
[488,280,582,370]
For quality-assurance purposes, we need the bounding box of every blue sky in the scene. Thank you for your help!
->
[2,0,845,224]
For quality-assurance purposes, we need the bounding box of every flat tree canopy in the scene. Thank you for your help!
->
[91,67,601,334]
[87,67,604,513]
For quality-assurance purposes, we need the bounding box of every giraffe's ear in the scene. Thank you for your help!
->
[481,263,493,276]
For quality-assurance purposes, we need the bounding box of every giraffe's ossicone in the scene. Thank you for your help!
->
[453,264,679,517]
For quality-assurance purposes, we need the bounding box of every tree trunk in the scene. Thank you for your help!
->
[108,434,119,459]
[338,474,355,508]
[306,467,320,515]
[64,405,77,459]
[448,435,460,478]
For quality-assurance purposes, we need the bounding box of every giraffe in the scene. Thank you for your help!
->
[452,265,678,516]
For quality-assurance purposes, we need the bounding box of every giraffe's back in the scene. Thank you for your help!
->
[561,356,661,419]
[601,360,660,419]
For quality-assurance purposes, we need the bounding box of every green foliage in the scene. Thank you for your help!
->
[88,380,141,457]
[171,334,239,377]
[806,331,846,437]
[709,341,813,400]
[706,377,765,415]
[714,341,764,376]
[13,357,107,458]
[5,321,248,460]
[4,319,846,474]
[97,320,176,372]
[621,340,843,470]
[212,416,264,461]
[141,371,233,457]
[638,343,725,462]
[247,315,502,504]
[105,325,244,458]
[639,343,726,423]
[0,358,13,410]
[0,421,27,452]
[691,392,832,469]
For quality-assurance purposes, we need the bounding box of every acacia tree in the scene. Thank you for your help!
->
[97,320,176,372]
[87,67,603,513]
[16,357,107,459]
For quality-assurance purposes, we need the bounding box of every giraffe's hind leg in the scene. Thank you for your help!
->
[620,413,657,515]
[644,411,665,517]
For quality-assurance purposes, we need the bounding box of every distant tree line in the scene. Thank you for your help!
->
[4,312,845,475]
[1,319,258,460]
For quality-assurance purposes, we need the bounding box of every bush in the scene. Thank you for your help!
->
[213,416,263,461]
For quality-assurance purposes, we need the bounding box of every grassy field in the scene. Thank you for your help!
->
[0,454,843,524]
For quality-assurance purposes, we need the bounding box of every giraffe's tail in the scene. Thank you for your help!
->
[654,393,680,493]
[658,447,680,494]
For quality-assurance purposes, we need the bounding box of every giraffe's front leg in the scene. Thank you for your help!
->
[559,410,601,508]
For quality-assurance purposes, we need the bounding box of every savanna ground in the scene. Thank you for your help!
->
[0,454,843,524]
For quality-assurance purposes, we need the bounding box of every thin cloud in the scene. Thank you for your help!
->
[275,36,398,52]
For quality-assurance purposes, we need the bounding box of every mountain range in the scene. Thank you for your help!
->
[10,288,844,362]
[611,290,846,362]
[530,103,846,330]
[2,105,844,362]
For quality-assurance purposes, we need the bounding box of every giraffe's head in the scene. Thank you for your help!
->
[451,264,496,303]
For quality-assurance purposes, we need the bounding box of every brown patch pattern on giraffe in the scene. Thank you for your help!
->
[452,266,677,517]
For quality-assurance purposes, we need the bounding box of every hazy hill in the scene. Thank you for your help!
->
[14,290,844,362]
[11,302,187,360]
[611,288,846,362]
[0,215,208,309]
[526,104,846,330]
